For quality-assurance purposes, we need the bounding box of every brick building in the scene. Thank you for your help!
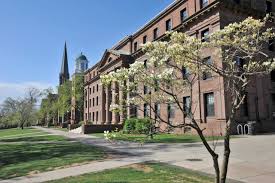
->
[84,0,275,135]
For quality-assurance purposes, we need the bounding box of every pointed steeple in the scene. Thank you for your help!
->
[59,42,70,85]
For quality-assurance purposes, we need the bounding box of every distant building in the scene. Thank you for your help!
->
[71,53,89,124]
[75,53,89,74]
[84,0,275,135]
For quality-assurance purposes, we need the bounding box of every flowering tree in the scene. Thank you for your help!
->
[101,17,275,183]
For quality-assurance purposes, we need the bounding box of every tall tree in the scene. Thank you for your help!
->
[72,74,84,122]
[0,88,42,129]
[58,80,72,122]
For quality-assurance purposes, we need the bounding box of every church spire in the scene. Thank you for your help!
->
[59,42,70,85]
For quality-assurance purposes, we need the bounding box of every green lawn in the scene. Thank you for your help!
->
[92,133,225,143]
[0,128,43,138]
[48,162,215,183]
[0,128,107,180]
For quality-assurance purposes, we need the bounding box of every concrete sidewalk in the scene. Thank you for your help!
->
[0,157,146,183]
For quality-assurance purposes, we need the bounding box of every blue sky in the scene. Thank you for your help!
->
[0,0,173,103]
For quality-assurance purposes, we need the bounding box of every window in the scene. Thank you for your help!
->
[155,103,161,118]
[266,1,272,13]
[108,57,112,62]
[93,86,95,93]
[85,100,87,108]
[204,92,215,117]
[241,94,249,117]
[269,39,274,51]
[97,84,99,92]
[233,0,240,4]
[92,112,94,121]
[272,94,275,105]
[271,70,275,82]
[93,98,95,106]
[180,8,188,22]
[166,19,172,31]
[134,42,138,52]
[89,99,91,107]
[85,89,87,97]
[202,57,212,80]
[144,60,147,68]
[236,57,245,73]
[153,28,159,40]
[183,96,191,117]
[144,85,148,95]
[89,113,91,121]
[96,96,99,105]
[143,35,147,44]
[85,113,87,121]
[201,28,210,42]
[131,106,138,118]
[201,0,209,8]
[96,112,98,122]
[182,67,190,78]
[89,87,91,94]
[154,79,160,92]
[144,104,149,117]
[167,104,175,119]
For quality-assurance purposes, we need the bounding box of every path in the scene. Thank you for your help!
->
[2,126,275,183]
[0,157,145,183]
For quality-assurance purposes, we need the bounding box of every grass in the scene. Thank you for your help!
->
[0,128,42,138]
[48,162,216,183]
[91,133,225,143]
[0,128,107,180]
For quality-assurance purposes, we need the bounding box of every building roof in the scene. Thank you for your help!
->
[76,52,88,61]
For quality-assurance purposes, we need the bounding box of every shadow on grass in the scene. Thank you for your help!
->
[0,138,106,179]
[0,135,67,142]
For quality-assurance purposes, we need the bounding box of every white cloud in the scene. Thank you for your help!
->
[0,82,55,104]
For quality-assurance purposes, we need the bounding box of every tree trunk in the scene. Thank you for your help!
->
[213,154,220,183]
[196,126,220,183]
[220,124,231,183]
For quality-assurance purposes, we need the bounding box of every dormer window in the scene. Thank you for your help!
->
[180,8,188,22]
[134,42,138,52]
[166,19,172,31]
[201,0,209,9]
[143,35,147,44]
[153,28,159,40]
[108,57,112,62]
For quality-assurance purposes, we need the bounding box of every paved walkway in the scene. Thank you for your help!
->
[0,157,146,183]
[1,126,275,183]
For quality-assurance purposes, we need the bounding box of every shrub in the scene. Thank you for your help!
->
[123,118,137,133]
[135,118,151,134]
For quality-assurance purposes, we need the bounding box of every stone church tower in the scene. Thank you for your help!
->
[59,42,70,86]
